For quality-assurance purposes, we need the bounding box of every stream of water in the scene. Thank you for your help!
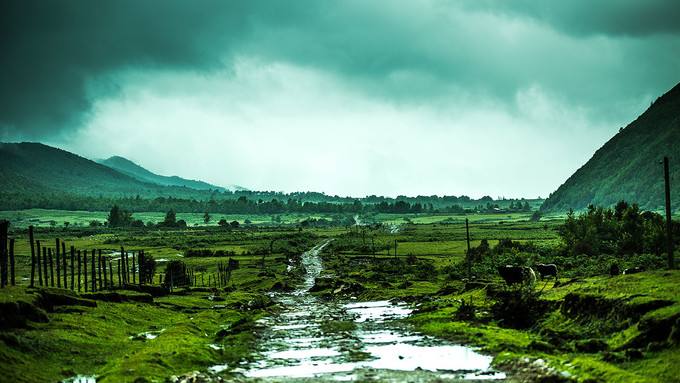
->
[232,241,507,382]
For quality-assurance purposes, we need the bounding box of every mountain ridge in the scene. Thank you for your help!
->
[98,155,229,192]
[541,82,680,212]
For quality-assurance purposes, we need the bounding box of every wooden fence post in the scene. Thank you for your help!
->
[83,250,88,292]
[98,250,103,290]
[36,239,43,286]
[62,241,67,288]
[117,258,121,287]
[10,238,15,286]
[29,226,35,287]
[138,250,144,285]
[102,255,107,289]
[42,247,48,286]
[48,248,54,287]
[0,220,7,288]
[77,249,81,292]
[71,245,76,290]
[91,249,96,292]
[132,252,136,285]
[56,239,61,288]
[109,258,114,288]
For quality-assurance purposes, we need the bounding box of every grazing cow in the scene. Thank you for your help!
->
[498,265,536,287]
[623,267,644,275]
[535,263,558,280]
[609,264,620,276]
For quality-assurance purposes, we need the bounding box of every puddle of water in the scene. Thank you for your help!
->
[62,375,96,383]
[225,241,505,381]
[129,328,165,340]
[209,364,229,373]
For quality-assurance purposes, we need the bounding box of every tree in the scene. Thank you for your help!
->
[107,205,133,227]
[162,209,177,227]
[203,212,211,224]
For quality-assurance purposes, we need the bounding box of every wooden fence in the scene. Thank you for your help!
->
[0,222,238,291]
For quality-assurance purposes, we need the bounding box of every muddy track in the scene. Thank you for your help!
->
[232,241,505,382]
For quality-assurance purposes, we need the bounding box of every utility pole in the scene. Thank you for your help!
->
[465,218,471,279]
[664,157,674,269]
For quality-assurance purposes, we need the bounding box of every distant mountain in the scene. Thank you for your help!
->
[99,156,229,192]
[0,142,216,198]
[541,82,680,212]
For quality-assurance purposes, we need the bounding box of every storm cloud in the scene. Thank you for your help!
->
[1,0,679,197]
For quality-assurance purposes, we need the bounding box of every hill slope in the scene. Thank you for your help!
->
[99,156,226,192]
[541,82,680,212]
[0,142,214,199]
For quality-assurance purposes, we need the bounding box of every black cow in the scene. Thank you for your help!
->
[609,263,620,276]
[535,263,558,280]
[498,265,536,287]
[623,267,644,275]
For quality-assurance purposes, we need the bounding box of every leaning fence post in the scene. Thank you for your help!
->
[9,238,15,286]
[29,226,35,287]
[117,258,122,287]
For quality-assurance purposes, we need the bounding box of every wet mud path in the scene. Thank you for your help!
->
[236,242,505,382]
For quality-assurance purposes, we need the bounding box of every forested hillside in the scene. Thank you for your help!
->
[99,156,228,192]
[541,82,680,212]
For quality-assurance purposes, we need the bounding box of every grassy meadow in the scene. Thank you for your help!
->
[1,208,678,382]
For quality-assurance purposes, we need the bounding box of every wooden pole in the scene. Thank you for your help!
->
[83,250,88,292]
[132,252,136,285]
[109,258,113,288]
[664,157,674,269]
[77,249,81,292]
[117,258,121,287]
[29,226,35,287]
[102,255,108,289]
[98,250,103,290]
[9,238,15,286]
[62,241,67,288]
[70,246,75,290]
[0,220,7,288]
[56,239,61,288]
[48,248,54,287]
[36,240,43,286]
[91,249,96,292]
[465,218,472,279]
[42,247,48,286]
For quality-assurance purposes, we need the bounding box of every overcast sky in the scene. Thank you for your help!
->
[2,1,679,198]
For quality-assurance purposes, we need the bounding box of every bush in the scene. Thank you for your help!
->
[164,260,189,288]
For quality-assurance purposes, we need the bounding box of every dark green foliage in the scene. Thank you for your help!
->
[184,249,237,257]
[558,201,679,256]
[163,260,188,288]
[106,205,133,227]
[138,254,156,284]
[542,82,680,212]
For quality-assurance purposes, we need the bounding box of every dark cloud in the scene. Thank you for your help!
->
[465,0,680,36]
[1,0,679,140]
[0,0,255,137]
